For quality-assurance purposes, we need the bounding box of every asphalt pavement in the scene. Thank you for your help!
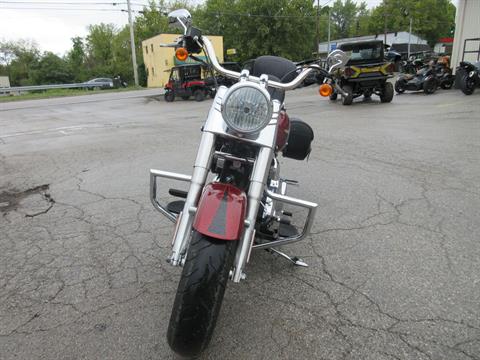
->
[1,87,479,360]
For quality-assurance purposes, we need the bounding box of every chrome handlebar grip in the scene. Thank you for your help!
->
[200,36,319,91]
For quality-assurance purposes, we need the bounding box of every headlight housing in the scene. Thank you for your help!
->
[221,83,272,134]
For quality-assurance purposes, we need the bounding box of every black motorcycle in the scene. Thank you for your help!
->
[457,61,480,95]
[395,65,438,94]
[395,62,453,95]
[401,58,424,75]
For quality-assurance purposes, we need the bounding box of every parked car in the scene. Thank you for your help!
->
[329,40,395,105]
[83,78,114,90]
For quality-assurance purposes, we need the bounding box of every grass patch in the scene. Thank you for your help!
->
[0,86,144,103]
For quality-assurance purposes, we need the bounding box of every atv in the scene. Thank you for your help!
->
[329,40,395,105]
[164,64,214,102]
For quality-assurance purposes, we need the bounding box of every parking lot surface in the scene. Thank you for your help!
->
[1,88,480,360]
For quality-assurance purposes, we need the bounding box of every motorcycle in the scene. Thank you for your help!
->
[401,57,424,75]
[149,9,349,358]
[457,61,480,95]
[395,60,453,95]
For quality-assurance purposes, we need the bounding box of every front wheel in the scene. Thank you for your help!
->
[423,77,437,94]
[461,75,476,95]
[395,79,406,94]
[341,85,353,105]
[194,89,206,102]
[167,231,238,358]
[380,82,394,103]
[164,90,175,102]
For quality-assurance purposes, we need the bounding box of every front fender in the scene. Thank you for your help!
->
[193,183,247,240]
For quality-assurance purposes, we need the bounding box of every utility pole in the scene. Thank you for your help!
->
[127,0,139,86]
[328,7,331,53]
[408,16,412,58]
[384,12,387,44]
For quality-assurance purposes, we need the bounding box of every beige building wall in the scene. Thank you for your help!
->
[142,34,224,88]
[451,0,480,73]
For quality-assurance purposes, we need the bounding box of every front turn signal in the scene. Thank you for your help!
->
[175,47,189,62]
[319,83,333,97]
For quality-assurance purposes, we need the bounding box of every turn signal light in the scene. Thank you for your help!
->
[175,47,188,61]
[319,83,333,97]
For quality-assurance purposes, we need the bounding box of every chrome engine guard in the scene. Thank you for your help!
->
[150,169,318,254]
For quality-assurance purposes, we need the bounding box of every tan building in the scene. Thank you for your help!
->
[142,34,224,88]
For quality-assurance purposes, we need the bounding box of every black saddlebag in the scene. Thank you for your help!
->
[282,119,314,160]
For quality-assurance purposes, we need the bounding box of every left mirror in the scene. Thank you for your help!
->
[168,9,192,33]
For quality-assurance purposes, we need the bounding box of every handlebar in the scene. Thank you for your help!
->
[161,34,341,91]
[200,36,325,91]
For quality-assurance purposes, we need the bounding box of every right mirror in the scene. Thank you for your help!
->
[327,50,350,73]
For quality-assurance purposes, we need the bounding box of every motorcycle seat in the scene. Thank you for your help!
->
[251,56,297,103]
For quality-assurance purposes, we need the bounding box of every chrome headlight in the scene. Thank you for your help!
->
[221,83,272,134]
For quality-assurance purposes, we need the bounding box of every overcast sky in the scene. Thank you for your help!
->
[0,0,453,55]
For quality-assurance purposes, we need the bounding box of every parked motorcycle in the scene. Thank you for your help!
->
[457,61,480,95]
[395,60,453,95]
[149,9,349,358]
[401,57,424,75]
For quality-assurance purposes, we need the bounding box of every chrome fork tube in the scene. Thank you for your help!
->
[169,131,215,265]
[232,146,273,282]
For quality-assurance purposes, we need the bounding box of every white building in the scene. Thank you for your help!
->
[0,76,10,89]
[318,31,427,54]
[451,0,480,73]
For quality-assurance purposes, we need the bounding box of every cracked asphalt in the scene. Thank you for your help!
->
[1,87,479,360]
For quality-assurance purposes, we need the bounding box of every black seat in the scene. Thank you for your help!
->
[251,56,297,103]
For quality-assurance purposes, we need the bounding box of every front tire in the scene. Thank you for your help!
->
[167,232,238,358]
[461,75,476,95]
[380,82,394,103]
[423,77,437,94]
[194,89,206,102]
[341,85,353,105]
[395,79,406,94]
[164,91,175,102]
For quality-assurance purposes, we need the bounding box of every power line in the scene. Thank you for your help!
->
[0,0,147,6]
[0,6,145,12]
[0,0,144,4]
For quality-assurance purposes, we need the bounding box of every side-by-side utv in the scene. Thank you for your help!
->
[164,64,214,102]
[329,40,395,105]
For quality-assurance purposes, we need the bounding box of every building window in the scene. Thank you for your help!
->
[151,44,154,53]
[145,45,148,54]
[152,67,155,76]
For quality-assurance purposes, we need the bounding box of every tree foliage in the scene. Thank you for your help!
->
[0,0,457,87]
[368,0,456,46]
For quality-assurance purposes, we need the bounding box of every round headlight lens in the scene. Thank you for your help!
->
[222,85,272,134]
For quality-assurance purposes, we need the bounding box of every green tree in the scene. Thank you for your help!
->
[368,0,456,46]
[66,36,88,82]
[31,52,72,84]
[0,39,40,85]
[85,23,117,76]
[196,0,317,62]
[329,0,369,39]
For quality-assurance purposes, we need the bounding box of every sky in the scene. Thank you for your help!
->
[0,0,454,56]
